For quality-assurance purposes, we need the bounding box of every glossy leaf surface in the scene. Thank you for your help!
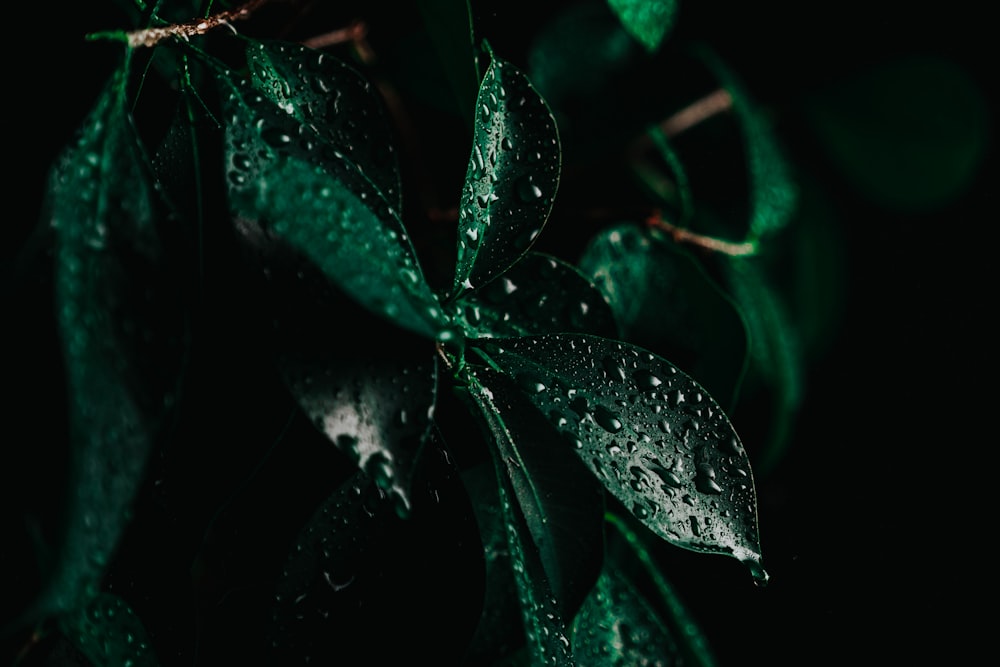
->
[246,39,403,211]
[217,67,446,340]
[452,47,561,299]
[473,334,766,580]
[234,219,439,514]
[571,567,681,665]
[41,66,179,615]
[460,364,605,620]
[607,0,679,53]
[456,379,577,667]
[578,223,748,409]
[453,252,619,339]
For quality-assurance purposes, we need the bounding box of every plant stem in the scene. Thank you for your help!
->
[646,210,757,256]
[121,0,281,48]
[659,88,733,138]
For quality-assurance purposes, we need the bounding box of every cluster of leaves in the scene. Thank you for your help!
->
[4,0,879,664]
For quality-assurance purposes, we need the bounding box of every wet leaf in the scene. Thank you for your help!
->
[453,385,578,666]
[699,47,798,241]
[578,223,749,410]
[459,365,606,621]
[571,565,681,665]
[804,54,990,212]
[461,462,525,664]
[607,0,679,53]
[59,592,159,667]
[451,45,561,299]
[236,217,440,514]
[270,441,483,664]
[603,512,717,666]
[453,251,619,340]
[216,66,446,340]
[472,333,767,581]
[39,65,182,615]
[246,39,403,211]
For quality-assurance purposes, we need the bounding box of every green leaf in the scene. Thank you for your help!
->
[571,566,682,665]
[607,0,679,53]
[460,365,606,620]
[416,0,481,128]
[453,251,619,339]
[804,54,990,212]
[646,125,695,222]
[238,223,440,515]
[59,592,160,667]
[526,1,643,159]
[698,47,798,241]
[604,512,717,666]
[39,66,181,616]
[284,350,440,519]
[578,223,749,410]
[451,45,561,300]
[724,257,803,475]
[270,441,484,664]
[472,333,767,582]
[460,370,579,665]
[461,462,525,664]
[216,66,446,340]
[246,39,403,212]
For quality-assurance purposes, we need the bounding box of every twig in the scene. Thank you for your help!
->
[646,210,757,256]
[659,88,733,138]
[301,20,374,63]
[121,0,279,48]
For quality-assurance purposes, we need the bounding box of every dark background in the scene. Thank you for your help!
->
[5,0,994,664]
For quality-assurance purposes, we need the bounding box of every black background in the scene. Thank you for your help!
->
[4,0,994,664]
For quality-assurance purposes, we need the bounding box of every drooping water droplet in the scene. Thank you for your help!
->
[516,174,543,202]
[593,405,623,433]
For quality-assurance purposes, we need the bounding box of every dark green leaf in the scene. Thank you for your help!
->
[724,257,803,475]
[607,0,679,53]
[246,39,403,211]
[417,0,481,128]
[604,512,717,667]
[698,47,798,241]
[59,593,159,667]
[270,441,484,664]
[462,369,580,665]
[451,46,561,300]
[39,66,181,615]
[216,66,447,340]
[526,1,643,158]
[578,223,749,410]
[453,251,619,339]
[461,462,525,664]
[646,125,695,222]
[804,54,990,212]
[460,364,606,620]
[571,566,682,665]
[473,333,767,581]
[236,216,440,514]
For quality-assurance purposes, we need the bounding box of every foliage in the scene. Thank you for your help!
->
[13,0,987,664]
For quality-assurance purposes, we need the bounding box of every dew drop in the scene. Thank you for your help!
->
[516,174,543,202]
[593,405,623,433]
